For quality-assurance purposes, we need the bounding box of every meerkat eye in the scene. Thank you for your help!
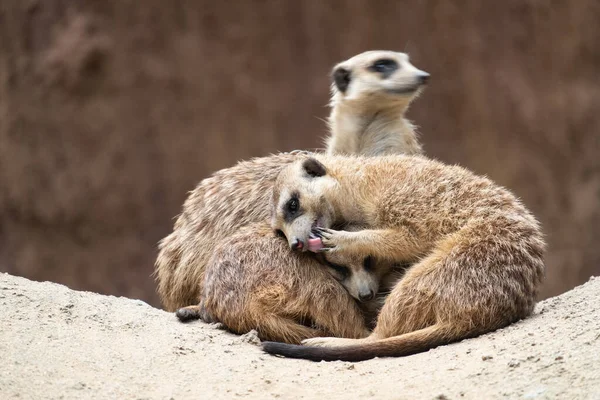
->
[369,59,399,75]
[286,197,299,214]
[363,256,374,271]
[325,260,350,280]
[283,193,302,222]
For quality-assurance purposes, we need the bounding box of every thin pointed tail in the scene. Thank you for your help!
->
[262,324,461,362]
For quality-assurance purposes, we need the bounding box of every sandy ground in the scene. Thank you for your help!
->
[1,273,599,400]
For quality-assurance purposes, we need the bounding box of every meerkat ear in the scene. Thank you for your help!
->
[332,67,351,93]
[302,157,327,178]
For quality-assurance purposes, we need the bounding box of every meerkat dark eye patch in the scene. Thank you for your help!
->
[332,67,351,93]
[286,194,300,213]
[324,259,350,281]
[287,197,299,213]
[363,255,374,271]
[368,58,399,79]
[302,157,327,178]
[283,193,301,222]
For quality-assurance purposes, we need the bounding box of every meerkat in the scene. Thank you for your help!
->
[326,50,427,156]
[155,50,429,342]
[199,224,389,343]
[199,220,406,342]
[262,155,546,360]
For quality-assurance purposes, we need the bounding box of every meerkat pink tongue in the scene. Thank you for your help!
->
[307,238,323,252]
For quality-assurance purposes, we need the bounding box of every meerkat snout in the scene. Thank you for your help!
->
[358,289,375,302]
[291,238,304,251]
[418,72,430,85]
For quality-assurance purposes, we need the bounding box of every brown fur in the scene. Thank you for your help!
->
[202,224,371,343]
[170,222,397,341]
[263,154,546,360]
[155,153,300,311]
[154,50,428,342]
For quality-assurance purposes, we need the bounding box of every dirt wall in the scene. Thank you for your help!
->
[1,1,599,306]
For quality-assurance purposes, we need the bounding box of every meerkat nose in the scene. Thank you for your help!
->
[291,238,304,251]
[418,72,430,85]
[359,290,375,302]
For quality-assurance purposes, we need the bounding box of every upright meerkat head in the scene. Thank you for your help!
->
[330,50,429,110]
[271,157,337,252]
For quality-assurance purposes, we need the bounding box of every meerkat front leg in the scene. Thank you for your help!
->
[314,227,424,261]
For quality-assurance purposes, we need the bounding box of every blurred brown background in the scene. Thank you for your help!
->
[1,1,599,307]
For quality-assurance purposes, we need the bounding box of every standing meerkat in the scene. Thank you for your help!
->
[326,50,427,156]
[262,155,546,360]
[155,50,429,342]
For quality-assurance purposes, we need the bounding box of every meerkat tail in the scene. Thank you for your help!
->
[262,324,461,362]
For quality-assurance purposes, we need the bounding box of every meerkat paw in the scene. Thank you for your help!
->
[302,336,366,348]
[312,228,356,253]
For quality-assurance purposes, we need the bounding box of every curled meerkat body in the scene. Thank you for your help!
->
[201,224,377,342]
[263,155,545,360]
[154,50,429,342]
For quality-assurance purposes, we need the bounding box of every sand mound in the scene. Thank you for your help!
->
[1,273,598,399]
